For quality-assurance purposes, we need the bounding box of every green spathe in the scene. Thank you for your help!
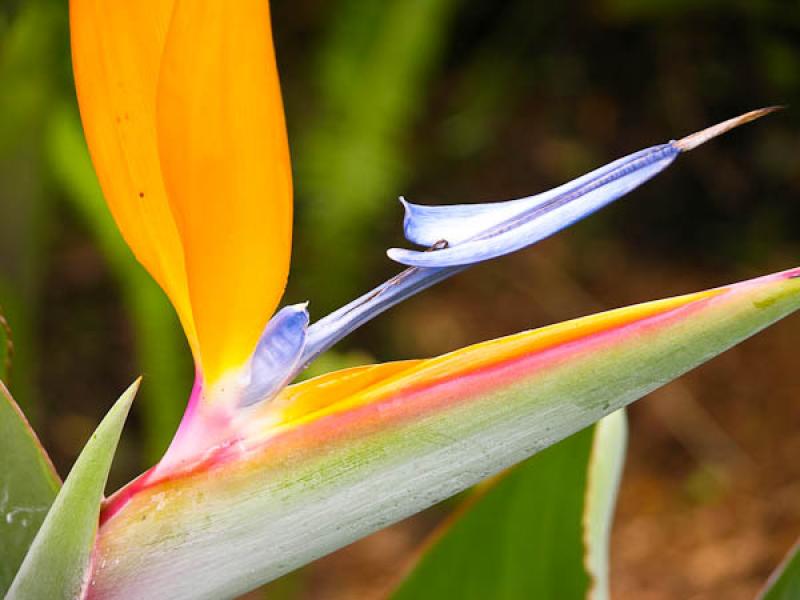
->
[90,271,800,599]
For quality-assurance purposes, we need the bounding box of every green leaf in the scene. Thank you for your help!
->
[389,411,626,600]
[0,0,64,421]
[584,409,627,600]
[758,542,800,600]
[0,380,60,595]
[6,379,138,600]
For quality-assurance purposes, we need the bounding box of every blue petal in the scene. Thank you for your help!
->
[241,303,310,406]
[400,195,553,247]
[388,143,679,267]
[298,109,778,374]
[302,265,459,367]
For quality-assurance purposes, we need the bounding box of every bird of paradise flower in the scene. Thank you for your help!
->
[5,1,799,599]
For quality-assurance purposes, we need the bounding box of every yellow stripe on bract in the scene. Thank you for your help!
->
[157,0,293,383]
[275,288,720,429]
[241,361,420,437]
[70,0,198,355]
[273,361,421,423]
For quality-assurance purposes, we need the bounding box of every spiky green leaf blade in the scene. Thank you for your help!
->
[6,380,138,600]
[389,411,625,599]
[91,269,800,600]
[0,381,60,595]
[759,542,800,600]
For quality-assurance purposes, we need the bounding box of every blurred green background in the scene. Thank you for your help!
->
[1,0,800,598]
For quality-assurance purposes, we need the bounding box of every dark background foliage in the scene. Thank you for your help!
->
[1,0,799,597]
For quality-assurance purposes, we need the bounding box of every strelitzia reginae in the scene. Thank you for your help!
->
[5,2,800,599]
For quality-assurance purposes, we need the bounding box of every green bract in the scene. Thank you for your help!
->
[6,381,137,600]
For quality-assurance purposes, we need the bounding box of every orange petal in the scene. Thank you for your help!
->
[70,0,198,354]
[156,0,293,383]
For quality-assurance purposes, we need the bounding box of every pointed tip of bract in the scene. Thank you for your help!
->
[108,378,140,426]
[124,377,142,405]
[101,379,140,443]
[673,106,784,152]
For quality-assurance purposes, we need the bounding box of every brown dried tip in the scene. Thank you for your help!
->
[673,106,784,152]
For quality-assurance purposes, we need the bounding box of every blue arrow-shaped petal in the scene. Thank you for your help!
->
[388,107,779,268]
